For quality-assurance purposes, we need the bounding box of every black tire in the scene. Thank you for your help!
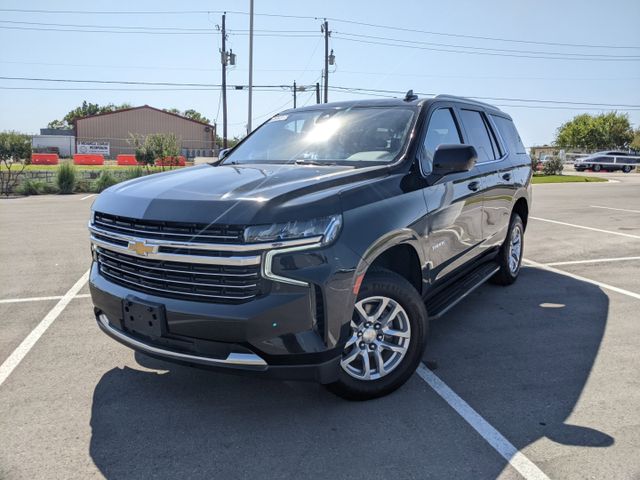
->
[593,164,602,172]
[326,268,428,401]
[490,214,524,286]
[622,165,632,173]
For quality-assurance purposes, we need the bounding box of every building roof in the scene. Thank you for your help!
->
[74,105,215,128]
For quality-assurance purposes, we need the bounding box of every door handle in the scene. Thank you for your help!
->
[467,181,480,191]
[502,173,511,181]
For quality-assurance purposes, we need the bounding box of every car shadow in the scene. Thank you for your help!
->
[89,267,612,479]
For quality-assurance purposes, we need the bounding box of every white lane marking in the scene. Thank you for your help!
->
[80,194,97,201]
[0,270,90,388]
[523,259,640,300]
[530,216,640,240]
[590,205,640,214]
[0,293,90,305]
[416,364,550,480]
[545,256,640,267]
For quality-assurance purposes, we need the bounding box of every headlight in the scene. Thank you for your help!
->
[244,214,342,245]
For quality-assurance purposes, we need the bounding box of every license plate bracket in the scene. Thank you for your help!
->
[122,297,166,339]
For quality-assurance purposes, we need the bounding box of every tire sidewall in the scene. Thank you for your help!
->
[330,270,428,400]
[503,214,524,280]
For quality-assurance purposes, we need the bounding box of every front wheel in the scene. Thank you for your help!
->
[622,165,632,173]
[490,214,524,286]
[326,269,428,401]
[593,164,602,172]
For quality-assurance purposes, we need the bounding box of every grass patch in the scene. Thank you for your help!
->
[532,174,608,184]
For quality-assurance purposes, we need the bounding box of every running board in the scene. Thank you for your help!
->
[426,263,500,320]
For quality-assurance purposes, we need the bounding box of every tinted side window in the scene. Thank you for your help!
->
[420,108,462,174]
[459,109,497,162]
[491,115,526,155]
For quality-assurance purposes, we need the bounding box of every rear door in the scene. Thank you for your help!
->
[419,104,486,281]
[456,108,513,250]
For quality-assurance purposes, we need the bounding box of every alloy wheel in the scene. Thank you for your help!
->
[340,296,411,381]
[508,224,522,275]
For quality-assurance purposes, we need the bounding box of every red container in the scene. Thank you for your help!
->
[31,153,59,165]
[156,156,186,167]
[73,154,104,165]
[116,154,139,166]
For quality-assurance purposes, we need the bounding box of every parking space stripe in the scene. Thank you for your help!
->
[530,216,640,239]
[524,259,640,300]
[590,205,640,214]
[0,270,89,388]
[545,256,640,267]
[0,293,90,305]
[80,194,97,201]
[416,364,550,480]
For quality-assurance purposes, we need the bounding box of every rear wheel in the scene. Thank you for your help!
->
[490,214,524,286]
[326,269,428,400]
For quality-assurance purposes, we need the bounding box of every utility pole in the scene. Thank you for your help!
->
[247,0,254,134]
[293,81,297,108]
[316,82,320,104]
[220,13,228,149]
[322,19,329,103]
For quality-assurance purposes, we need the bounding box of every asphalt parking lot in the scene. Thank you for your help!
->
[1,173,639,480]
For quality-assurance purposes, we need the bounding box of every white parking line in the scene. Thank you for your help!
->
[524,259,640,300]
[545,256,640,267]
[0,293,90,305]
[0,270,89,388]
[80,194,96,201]
[416,364,550,480]
[591,205,640,214]
[530,216,640,240]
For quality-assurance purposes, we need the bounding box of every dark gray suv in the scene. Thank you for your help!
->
[89,94,531,399]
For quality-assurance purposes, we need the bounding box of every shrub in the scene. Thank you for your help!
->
[542,156,564,175]
[531,156,540,172]
[57,162,76,194]
[41,183,59,194]
[125,165,145,180]
[94,170,119,192]
[17,179,46,195]
[74,179,92,193]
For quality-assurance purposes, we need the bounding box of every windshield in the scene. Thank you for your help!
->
[223,107,416,166]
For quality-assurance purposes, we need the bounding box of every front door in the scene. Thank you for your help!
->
[418,105,486,281]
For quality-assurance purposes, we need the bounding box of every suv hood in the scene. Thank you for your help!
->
[93,163,388,225]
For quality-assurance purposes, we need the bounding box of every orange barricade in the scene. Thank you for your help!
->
[156,156,186,167]
[31,153,59,165]
[116,154,139,166]
[73,154,104,165]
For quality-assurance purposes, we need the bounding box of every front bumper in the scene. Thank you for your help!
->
[95,311,341,383]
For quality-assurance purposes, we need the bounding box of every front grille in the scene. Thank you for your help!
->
[96,247,261,303]
[94,212,245,244]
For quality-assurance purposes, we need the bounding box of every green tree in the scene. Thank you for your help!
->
[631,128,640,151]
[130,132,181,172]
[555,112,633,150]
[164,108,211,124]
[0,131,32,196]
[48,101,132,129]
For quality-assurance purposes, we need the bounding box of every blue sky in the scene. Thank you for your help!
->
[1,0,639,148]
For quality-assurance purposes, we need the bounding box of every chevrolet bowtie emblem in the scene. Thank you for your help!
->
[128,240,155,256]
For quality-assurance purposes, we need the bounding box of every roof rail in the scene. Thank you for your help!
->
[434,94,502,111]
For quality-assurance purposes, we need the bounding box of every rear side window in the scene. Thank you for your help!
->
[459,109,499,162]
[491,115,526,154]
[420,108,462,174]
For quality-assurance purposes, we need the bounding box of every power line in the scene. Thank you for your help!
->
[326,17,640,50]
[334,31,640,59]
[1,7,637,50]
[333,36,640,62]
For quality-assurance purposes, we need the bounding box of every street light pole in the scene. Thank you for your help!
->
[247,0,254,134]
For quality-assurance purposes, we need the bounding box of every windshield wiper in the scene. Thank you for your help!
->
[294,159,336,166]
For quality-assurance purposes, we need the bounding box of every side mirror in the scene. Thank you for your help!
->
[431,144,477,175]
[218,148,230,160]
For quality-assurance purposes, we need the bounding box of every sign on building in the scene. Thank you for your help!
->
[77,141,110,156]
